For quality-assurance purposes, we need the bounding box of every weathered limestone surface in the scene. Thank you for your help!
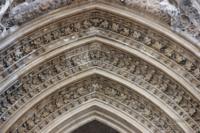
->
[0,1,200,133]
[0,0,199,43]
[0,42,199,132]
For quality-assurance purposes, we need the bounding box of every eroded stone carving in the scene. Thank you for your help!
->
[0,0,199,43]
[1,10,200,94]
[1,43,200,132]
[0,0,176,40]
[163,0,200,41]
[8,76,183,133]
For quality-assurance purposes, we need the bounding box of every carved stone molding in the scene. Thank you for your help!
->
[1,9,200,97]
[0,0,171,39]
[0,2,199,133]
[7,75,183,133]
[46,105,142,133]
[0,43,200,132]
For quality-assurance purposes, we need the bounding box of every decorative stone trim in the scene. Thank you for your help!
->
[1,10,200,93]
[0,0,170,39]
[8,76,183,133]
[46,105,141,133]
[0,43,199,132]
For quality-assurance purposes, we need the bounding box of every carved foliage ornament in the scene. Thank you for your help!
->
[0,10,200,92]
[8,76,183,133]
[0,43,200,132]
[0,0,170,39]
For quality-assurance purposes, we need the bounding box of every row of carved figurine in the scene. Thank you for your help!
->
[1,44,199,131]
[9,77,181,133]
[1,16,200,83]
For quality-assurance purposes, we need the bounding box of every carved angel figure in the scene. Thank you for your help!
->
[74,22,81,31]
[92,83,102,91]
[3,55,14,67]
[83,20,92,29]
[153,41,163,50]
[173,91,184,104]
[132,31,141,39]
[55,97,64,108]
[0,63,4,71]
[112,23,119,32]
[25,118,35,130]
[165,47,175,58]
[160,79,170,92]
[38,73,45,82]
[77,87,87,95]
[91,18,100,26]
[104,87,118,97]
[121,27,130,36]
[15,48,23,60]
[118,92,128,102]
[143,36,152,45]
[142,107,152,119]
[52,30,60,39]
[43,33,52,43]
[144,69,155,82]
[176,54,186,64]
[185,61,194,71]
[64,26,72,35]
[100,20,109,29]
[194,68,200,78]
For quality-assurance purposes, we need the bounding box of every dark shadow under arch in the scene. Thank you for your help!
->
[72,120,119,133]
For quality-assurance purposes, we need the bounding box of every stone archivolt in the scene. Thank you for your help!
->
[0,3,200,133]
[7,76,183,133]
[1,0,200,42]
[0,0,170,39]
[0,42,200,132]
[1,10,200,95]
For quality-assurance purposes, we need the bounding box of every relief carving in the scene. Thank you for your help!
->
[1,43,200,132]
[8,76,183,133]
[1,10,200,97]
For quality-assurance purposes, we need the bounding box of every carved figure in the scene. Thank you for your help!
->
[144,36,152,45]
[100,20,109,29]
[112,23,119,32]
[132,31,141,39]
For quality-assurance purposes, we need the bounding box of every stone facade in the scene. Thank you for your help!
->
[0,0,200,42]
[1,42,200,132]
[0,1,200,133]
[8,76,183,133]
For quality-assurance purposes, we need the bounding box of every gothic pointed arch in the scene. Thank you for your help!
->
[41,101,143,133]
[2,74,186,133]
[0,1,200,133]
[1,40,200,132]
